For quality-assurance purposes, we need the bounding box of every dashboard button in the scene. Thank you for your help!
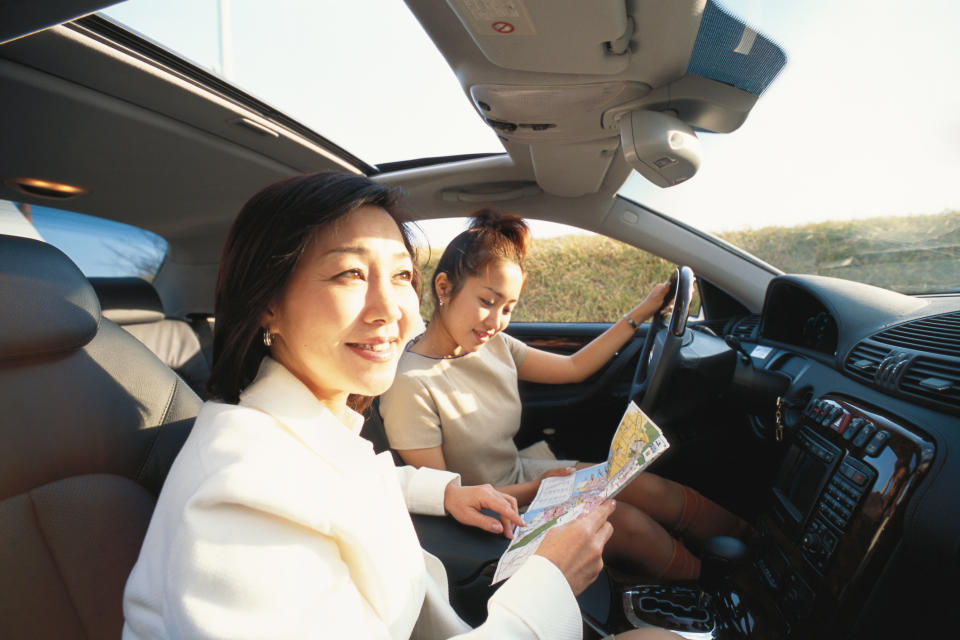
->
[853,422,877,447]
[820,406,838,427]
[865,430,891,456]
[831,413,851,434]
[843,467,868,487]
[844,417,865,441]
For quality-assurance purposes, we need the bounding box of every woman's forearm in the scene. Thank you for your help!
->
[566,314,646,380]
[518,292,664,385]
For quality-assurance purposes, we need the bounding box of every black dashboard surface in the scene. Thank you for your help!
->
[736,274,960,637]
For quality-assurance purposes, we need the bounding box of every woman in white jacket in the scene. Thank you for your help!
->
[122,172,679,640]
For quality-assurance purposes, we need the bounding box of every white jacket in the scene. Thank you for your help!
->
[122,357,582,639]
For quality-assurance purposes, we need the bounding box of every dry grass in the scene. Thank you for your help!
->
[415,211,959,322]
[718,210,959,294]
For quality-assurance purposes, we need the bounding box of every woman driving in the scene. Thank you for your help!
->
[380,211,751,582]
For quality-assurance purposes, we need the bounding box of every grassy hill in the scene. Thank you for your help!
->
[720,210,959,295]
[416,211,959,323]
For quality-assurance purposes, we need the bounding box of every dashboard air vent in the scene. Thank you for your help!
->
[731,315,761,341]
[847,312,960,414]
[873,310,960,358]
[900,356,960,410]
[844,341,890,383]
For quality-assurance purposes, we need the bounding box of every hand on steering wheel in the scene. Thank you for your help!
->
[629,266,696,415]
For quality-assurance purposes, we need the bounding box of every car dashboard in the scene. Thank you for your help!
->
[715,274,959,638]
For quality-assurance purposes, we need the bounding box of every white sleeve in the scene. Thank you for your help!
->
[393,461,460,515]
[159,476,394,639]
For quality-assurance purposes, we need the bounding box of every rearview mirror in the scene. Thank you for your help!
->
[619,110,701,188]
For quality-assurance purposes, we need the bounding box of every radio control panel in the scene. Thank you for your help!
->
[752,395,935,635]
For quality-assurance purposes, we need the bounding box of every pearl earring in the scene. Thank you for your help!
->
[263,328,273,347]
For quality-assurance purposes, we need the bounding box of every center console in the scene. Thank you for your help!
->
[589,395,935,639]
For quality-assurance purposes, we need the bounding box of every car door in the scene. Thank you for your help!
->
[507,321,651,464]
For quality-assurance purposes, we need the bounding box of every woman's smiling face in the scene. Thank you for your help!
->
[437,259,524,355]
[264,205,421,407]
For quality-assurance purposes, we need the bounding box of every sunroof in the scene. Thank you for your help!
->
[101,0,504,166]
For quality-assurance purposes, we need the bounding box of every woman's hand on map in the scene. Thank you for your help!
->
[535,499,616,596]
[444,482,525,538]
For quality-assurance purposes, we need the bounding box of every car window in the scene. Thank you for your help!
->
[8,201,168,280]
[414,217,699,323]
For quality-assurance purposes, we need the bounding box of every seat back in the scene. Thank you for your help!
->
[0,236,202,639]
[360,397,404,465]
[90,276,211,397]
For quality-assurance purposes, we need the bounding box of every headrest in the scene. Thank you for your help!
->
[0,235,100,361]
[89,276,164,325]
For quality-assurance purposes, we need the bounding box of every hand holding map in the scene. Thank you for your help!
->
[491,401,670,583]
[533,499,616,596]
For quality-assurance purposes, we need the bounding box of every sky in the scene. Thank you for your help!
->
[101,0,960,247]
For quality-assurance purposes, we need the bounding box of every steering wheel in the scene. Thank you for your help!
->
[628,266,696,414]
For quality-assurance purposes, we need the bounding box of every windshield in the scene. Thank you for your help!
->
[101,0,503,165]
[101,0,959,295]
[619,0,960,295]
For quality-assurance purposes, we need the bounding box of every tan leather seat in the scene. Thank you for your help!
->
[90,276,211,398]
[0,235,202,639]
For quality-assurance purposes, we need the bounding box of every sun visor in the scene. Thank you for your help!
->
[445,0,632,74]
[686,1,786,96]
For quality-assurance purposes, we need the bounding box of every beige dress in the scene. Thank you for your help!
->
[381,332,575,487]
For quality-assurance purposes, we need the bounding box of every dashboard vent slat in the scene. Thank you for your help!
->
[901,356,960,408]
[919,377,953,392]
[844,341,890,383]
[848,311,960,414]
[881,328,960,348]
[873,310,960,357]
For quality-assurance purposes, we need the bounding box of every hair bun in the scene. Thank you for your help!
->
[468,208,530,260]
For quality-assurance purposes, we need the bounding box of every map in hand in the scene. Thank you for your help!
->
[491,401,670,583]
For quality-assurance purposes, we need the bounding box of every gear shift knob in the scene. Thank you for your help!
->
[700,536,749,602]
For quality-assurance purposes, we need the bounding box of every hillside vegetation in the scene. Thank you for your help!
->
[417,211,959,322]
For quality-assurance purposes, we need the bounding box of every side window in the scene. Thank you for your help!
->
[9,201,168,280]
[414,217,699,323]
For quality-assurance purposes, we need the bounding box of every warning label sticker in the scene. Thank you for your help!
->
[456,0,537,35]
